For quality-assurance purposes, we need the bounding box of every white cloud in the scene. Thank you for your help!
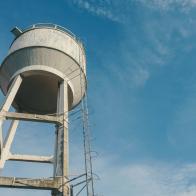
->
[70,0,196,23]
[71,0,121,22]
[95,156,196,196]
[132,67,150,86]
[69,0,196,89]
[135,0,196,11]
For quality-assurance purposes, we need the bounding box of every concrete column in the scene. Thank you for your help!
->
[53,80,69,196]
[0,75,22,158]
[0,120,19,169]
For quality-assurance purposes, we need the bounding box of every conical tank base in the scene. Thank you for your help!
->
[12,73,73,114]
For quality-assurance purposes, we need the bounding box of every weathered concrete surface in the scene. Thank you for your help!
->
[0,111,62,124]
[0,176,62,190]
[0,25,87,114]
[53,81,69,196]
[0,75,22,159]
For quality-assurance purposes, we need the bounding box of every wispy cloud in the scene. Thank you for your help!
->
[131,67,150,87]
[70,0,196,23]
[136,0,196,11]
[69,0,196,88]
[62,143,196,196]
[71,0,121,22]
[95,156,196,196]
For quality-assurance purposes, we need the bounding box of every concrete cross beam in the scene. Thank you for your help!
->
[8,154,54,164]
[0,176,62,190]
[0,111,63,124]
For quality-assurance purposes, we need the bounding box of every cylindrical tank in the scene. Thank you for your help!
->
[0,24,86,114]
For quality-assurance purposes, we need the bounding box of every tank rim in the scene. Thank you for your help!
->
[9,23,86,54]
[4,69,85,113]
[0,46,87,110]
[0,45,87,86]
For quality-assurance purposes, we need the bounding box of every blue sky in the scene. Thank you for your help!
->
[1,0,196,195]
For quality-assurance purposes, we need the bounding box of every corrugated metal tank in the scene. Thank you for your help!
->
[0,24,86,114]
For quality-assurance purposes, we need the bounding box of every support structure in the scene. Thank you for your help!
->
[0,75,70,196]
[0,75,22,156]
[0,176,61,190]
[0,23,94,196]
[53,81,69,196]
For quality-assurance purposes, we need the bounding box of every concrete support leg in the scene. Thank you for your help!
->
[0,120,19,168]
[53,81,69,196]
[0,75,22,158]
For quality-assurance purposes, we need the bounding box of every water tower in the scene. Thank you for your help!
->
[0,24,90,196]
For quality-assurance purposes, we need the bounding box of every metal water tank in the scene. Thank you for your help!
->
[0,24,86,114]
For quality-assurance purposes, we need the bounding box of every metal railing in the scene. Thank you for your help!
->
[23,23,84,48]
